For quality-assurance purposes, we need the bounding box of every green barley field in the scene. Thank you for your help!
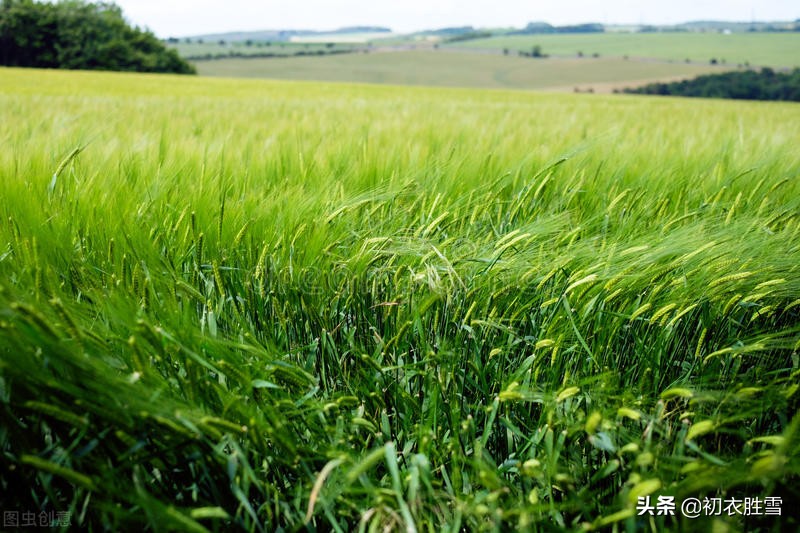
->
[1,67,799,531]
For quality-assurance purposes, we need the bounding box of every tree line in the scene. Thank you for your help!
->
[622,68,800,102]
[0,0,195,74]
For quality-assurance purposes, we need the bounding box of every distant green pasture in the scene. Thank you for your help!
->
[447,32,800,68]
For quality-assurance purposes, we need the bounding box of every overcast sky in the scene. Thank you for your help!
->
[112,1,799,37]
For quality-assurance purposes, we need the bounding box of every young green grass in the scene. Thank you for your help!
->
[0,67,799,531]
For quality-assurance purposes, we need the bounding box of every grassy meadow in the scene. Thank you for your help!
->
[447,32,800,68]
[1,67,799,531]
[195,51,725,92]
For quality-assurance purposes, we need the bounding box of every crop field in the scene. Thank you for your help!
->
[447,32,800,68]
[195,51,725,92]
[1,67,799,531]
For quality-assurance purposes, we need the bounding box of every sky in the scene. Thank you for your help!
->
[113,1,799,38]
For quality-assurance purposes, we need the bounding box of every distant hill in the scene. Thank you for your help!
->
[398,20,800,44]
[182,30,308,43]
[513,22,604,34]
[334,27,392,34]
[174,20,800,46]
[178,27,391,43]
[607,20,800,33]
[673,20,799,32]
[415,26,478,36]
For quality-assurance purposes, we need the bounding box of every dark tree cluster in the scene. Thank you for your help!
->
[0,0,195,74]
[518,45,547,58]
[622,68,800,102]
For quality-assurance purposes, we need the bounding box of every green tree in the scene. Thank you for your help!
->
[0,0,195,74]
